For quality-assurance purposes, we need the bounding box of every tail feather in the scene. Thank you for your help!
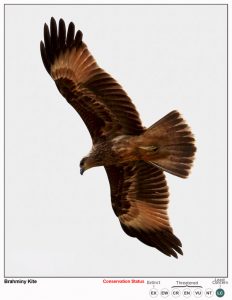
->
[139,110,196,178]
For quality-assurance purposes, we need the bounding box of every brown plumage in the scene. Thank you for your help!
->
[40,17,196,258]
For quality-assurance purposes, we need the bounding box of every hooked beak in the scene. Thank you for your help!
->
[80,168,85,175]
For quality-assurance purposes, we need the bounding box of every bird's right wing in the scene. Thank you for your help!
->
[105,161,183,258]
[40,18,145,142]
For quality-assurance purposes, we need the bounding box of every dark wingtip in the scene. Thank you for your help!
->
[171,251,178,259]
[40,40,51,74]
[50,16,56,23]
[58,18,66,49]
[75,30,83,48]
[67,22,75,47]
[43,23,49,39]
[50,17,58,54]
[59,18,65,25]
[170,246,183,258]
[43,22,55,64]
[50,17,57,40]
[178,247,184,256]
[41,18,83,74]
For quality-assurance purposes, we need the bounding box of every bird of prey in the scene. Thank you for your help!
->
[40,17,196,258]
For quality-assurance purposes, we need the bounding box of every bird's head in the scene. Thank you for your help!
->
[79,156,90,175]
[80,146,104,175]
[80,156,99,175]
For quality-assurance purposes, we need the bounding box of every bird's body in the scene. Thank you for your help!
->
[40,18,196,258]
[85,136,136,167]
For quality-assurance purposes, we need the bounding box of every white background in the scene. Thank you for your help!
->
[5,4,227,278]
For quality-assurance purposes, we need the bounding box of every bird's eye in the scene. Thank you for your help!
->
[80,158,86,167]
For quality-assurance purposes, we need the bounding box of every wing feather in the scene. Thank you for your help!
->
[67,22,75,47]
[50,17,58,53]
[58,18,66,49]
[105,161,183,258]
[40,18,144,142]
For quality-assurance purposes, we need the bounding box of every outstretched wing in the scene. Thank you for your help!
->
[40,18,144,142]
[105,161,183,258]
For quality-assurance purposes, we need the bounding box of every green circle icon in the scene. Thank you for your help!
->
[216,289,225,297]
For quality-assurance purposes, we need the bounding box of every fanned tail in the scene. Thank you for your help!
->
[138,110,196,178]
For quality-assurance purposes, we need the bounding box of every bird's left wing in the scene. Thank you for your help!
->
[105,161,183,258]
[40,18,144,142]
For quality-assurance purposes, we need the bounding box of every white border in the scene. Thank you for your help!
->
[1,1,231,299]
